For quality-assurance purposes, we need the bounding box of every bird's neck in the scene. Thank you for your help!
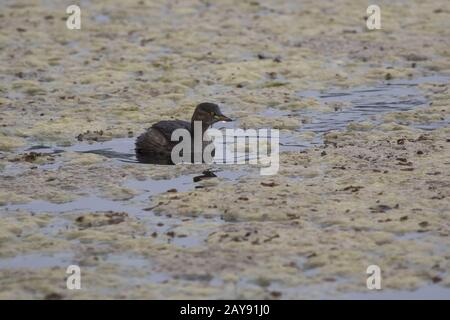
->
[190,120,210,135]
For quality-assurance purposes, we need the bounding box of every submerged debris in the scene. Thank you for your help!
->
[193,170,218,182]
[75,211,128,229]
[77,130,112,142]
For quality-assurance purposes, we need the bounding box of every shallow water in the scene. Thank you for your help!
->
[1,75,449,299]
[340,285,450,300]
[0,252,75,269]
[293,75,449,143]
[4,75,448,228]
[16,76,449,161]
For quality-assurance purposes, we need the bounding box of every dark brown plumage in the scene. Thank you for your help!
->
[135,103,231,161]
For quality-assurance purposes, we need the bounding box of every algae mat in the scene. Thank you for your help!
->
[0,0,450,299]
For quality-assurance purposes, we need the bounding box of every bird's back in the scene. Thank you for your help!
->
[135,120,191,156]
[153,120,191,141]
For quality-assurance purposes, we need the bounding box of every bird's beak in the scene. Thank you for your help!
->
[214,113,233,122]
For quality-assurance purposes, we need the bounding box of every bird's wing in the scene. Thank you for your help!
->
[135,120,191,154]
[135,128,169,154]
[152,120,191,141]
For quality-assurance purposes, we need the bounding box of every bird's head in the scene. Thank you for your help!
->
[191,102,232,126]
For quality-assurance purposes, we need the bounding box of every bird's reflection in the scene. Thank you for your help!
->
[135,152,175,165]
